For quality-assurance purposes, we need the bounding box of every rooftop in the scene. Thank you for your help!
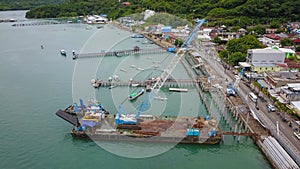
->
[249,48,284,54]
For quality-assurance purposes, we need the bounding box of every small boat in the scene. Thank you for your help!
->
[136,67,145,71]
[128,89,144,101]
[113,75,119,81]
[131,34,144,38]
[109,85,117,89]
[131,83,139,87]
[120,68,127,72]
[91,79,102,88]
[130,65,136,68]
[60,49,67,56]
[169,88,188,92]
[154,96,168,101]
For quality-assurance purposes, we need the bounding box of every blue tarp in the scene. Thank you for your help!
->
[186,128,200,136]
[161,26,172,33]
[257,80,266,88]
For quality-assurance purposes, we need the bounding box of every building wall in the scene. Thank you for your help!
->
[248,49,285,64]
[252,66,281,73]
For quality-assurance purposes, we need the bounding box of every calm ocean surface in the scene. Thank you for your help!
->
[0,11,272,169]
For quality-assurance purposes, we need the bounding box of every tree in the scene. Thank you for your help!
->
[250,24,266,36]
[212,36,221,44]
[280,38,293,47]
[270,20,280,29]
[219,50,229,60]
[226,35,263,54]
[228,52,246,66]
[174,38,183,47]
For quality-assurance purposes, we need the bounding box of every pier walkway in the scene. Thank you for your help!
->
[93,78,206,88]
[11,21,79,27]
[73,47,166,59]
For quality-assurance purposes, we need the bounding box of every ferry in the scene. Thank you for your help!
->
[128,89,144,101]
[55,100,222,144]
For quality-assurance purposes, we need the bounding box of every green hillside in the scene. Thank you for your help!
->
[22,0,300,26]
[0,0,66,10]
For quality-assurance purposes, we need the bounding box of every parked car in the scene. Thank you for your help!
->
[267,104,276,112]
[294,132,300,140]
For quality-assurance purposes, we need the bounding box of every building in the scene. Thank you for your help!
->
[247,48,285,73]
[290,101,300,117]
[265,71,300,88]
[280,83,300,102]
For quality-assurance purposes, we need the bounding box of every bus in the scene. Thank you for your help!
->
[249,92,257,103]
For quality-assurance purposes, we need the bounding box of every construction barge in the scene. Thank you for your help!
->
[56,99,222,144]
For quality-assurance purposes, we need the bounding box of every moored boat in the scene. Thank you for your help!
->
[128,89,144,101]
[60,49,67,56]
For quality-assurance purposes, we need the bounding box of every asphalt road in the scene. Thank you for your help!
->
[196,41,300,163]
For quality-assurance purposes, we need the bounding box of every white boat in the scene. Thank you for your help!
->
[113,75,119,81]
[131,83,139,87]
[154,96,168,101]
[169,88,188,92]
[60,49,66,56]
[109,85,117,89]
[120,68,127,72]
[91,79,102,88]
[136,67,145,71]
[130,65,136,68]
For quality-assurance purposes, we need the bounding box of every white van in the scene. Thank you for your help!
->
[249,92,257,103]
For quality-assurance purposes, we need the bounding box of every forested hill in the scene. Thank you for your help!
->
[25,0,300,26]
[0,0,66,10]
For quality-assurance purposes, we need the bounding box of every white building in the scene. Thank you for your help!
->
[247,48,286,73]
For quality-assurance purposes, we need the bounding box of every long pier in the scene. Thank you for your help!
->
[11,21,79,27]
[74,47,166,59]
[94,78,203,88]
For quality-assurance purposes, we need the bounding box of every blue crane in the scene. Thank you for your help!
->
[117,19,207,123]
[226,67,245,96]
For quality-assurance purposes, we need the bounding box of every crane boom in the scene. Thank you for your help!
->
[151,19,206,94]
[118,19,206,117]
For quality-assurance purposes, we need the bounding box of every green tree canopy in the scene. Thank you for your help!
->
[280,38,293,47]
[219,50,229,60]
[226,35,263,54]
[228,52,246,66]
[212,36,221,44]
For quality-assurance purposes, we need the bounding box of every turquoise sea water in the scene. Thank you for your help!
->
[0,11,272,169]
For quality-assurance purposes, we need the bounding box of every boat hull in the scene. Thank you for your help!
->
[71,130,222,145]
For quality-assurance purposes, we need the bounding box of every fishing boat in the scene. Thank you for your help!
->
[91,79,102,88]
[60,49,67,56]
[55,100,222,145]
[128,89,144,101]
[131,83,139,87]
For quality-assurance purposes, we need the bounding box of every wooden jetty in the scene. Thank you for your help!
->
[74,47,166,59]
[92,78,206,89]
[12,21,79,27]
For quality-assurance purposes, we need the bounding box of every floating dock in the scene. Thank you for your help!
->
[169,88,188,92]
